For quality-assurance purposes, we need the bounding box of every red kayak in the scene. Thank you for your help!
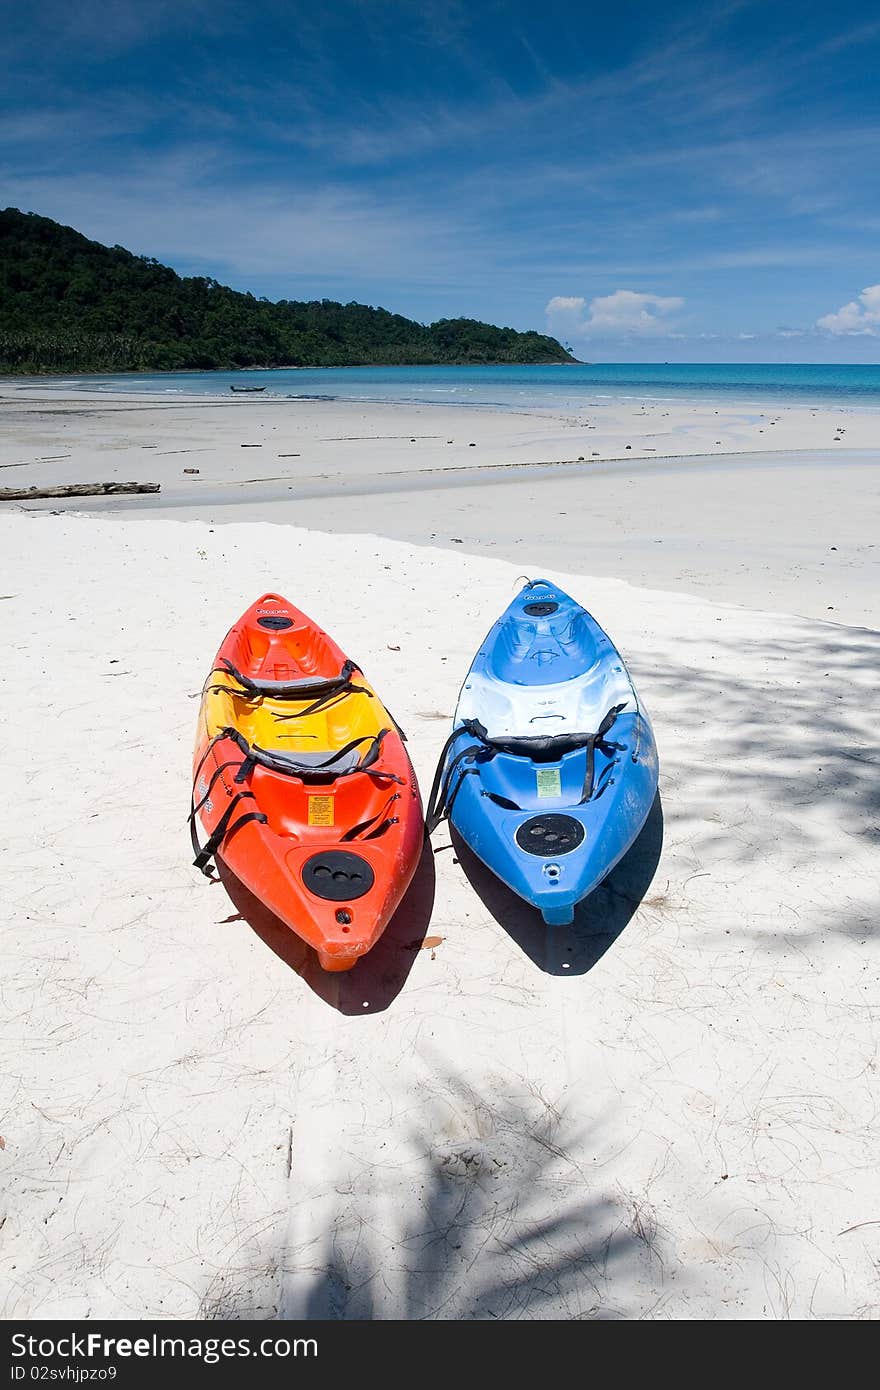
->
[191,594,423,970]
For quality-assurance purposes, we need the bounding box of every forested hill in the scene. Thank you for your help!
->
[0,209,574,374]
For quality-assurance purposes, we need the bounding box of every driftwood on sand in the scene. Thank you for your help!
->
[0,481,160,501]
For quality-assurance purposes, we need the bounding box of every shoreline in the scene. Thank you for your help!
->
[1,383,877,625]
[5,367,880,417]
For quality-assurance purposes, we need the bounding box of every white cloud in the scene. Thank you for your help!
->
[545,295,586,316]
[816,284,880,335]
[546,289,683,339]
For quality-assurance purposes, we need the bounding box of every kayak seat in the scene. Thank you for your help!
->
[217,655,357,700]
[472,732,600,762]
[251,745,366,776]
[222,724,395,784]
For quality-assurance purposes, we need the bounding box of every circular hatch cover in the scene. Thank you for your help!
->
[515,814,585,856]
[257,614,294,630]
[523,600,559,617]
[302,850,375,901]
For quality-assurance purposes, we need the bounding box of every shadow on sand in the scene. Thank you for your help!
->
[199,1071,655,1320]
[450,791,664,975]
[215,839,436,1015]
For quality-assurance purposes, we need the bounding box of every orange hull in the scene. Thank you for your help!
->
[192,594,423,970]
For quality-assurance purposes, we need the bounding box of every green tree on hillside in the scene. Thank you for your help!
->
[0,208,575,374]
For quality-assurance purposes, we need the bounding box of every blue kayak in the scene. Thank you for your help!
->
[427,579,659,925]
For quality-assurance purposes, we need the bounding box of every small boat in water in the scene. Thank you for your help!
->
[229,385,266,393]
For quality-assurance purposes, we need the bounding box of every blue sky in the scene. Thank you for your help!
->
[3,0,880,361]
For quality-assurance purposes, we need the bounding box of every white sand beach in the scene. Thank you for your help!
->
[1,386,878,1319]
[2,383,878,622]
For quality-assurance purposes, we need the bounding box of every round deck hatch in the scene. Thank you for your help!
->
[302,850,374,901]
[257,614,294,630]
[515,814,584,856]
[523,601,559,617]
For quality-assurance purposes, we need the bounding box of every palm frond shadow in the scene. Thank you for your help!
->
[215,839,436,1015]
[448,792,664,975]
[202,1074,664,1320]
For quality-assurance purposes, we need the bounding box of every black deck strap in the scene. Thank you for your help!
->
[426,703,631,833]
[461,718,490,741]
[455,706,629,763]
[191,789,267,874]
[202,679,371,717]
[217,655,359,700]
[215,725,255,764]
[191,758,243,817]
[205,659,372,722]
[194,809,267,874]
[189,731,245,842]
[270,685,372,720]
[591,772,614,803]
[425,727,486,835]
[341,792,401,842]
[424,726,466,834]
[597,702,628,739]
[190,802,206,866]
[190,728,268,874]
[356,728,390,774]
[424,724,481,828]
[578,703,628,803]
[202,681,261,700]
[234,755,257,785]
[594,759,616,790]
[470,703,627,765]
[384,706,409,743]
[481,790,522,811]
[191,728,230,786]
[273,727,390,776]
[217,725,402,785]
[442,764,481,824]
[581,737,597,806]
[364,816,399,840]
[220,808,269,854]
[469,729,591,758]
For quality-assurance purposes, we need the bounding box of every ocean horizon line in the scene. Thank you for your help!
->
[9,360,880,413]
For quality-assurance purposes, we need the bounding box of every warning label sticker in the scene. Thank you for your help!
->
[535,768,562,798]
[308,796,335,826]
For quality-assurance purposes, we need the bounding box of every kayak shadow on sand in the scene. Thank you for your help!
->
[449,791,664,976]
[214,840,436,1015]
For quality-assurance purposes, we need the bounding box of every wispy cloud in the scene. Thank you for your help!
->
[690,245,852,270]
[3,4,880,354]
[0,163,497,301]
[4,0,234,67]
[810,16,880,57]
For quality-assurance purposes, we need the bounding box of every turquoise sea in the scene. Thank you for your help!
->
[33,362,880,411]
